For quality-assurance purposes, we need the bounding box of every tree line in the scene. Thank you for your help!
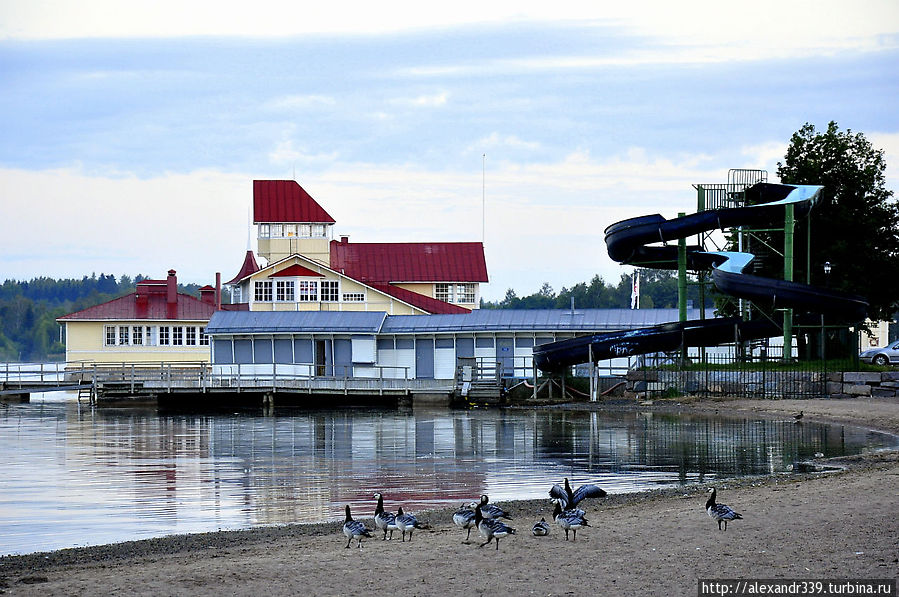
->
[480,269,703,310]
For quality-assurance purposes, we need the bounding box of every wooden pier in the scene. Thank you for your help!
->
[0,362,461,407]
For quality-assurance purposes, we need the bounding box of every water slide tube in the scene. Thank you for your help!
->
[532,183,869,371]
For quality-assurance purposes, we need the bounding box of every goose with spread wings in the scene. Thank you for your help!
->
[549,478,606,510]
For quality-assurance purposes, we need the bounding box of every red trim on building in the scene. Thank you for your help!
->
[269,264,325,278]
[253,180,336,224]
[367,282,471,314]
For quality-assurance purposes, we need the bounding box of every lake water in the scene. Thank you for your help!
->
[1,394,896,556]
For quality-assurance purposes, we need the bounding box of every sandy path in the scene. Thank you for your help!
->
[1,398,897,596]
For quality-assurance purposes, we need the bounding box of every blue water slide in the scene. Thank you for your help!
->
[533,183,868,371]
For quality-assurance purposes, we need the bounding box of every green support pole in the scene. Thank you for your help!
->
[678,211,687,323]
[678,211,688,366]
[806,216,812,285]
[783,204,794,361]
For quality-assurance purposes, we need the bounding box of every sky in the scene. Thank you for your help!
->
[1,1,897,301]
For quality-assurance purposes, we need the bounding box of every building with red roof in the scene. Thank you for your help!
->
[227,180,488,315]
[57,270,225,363]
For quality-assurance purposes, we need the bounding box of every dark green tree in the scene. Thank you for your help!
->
[776,122,899,320]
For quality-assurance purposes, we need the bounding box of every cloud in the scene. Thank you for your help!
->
[5,1,897,68]
[2,128,895,299]
[472,133,541,153]
[389,92,449,108]
[263,95,337,111]
[267,140,340,167]
[0,166,251,284]
[868,132,899,191]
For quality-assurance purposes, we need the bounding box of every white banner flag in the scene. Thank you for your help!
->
[631,270,640,309]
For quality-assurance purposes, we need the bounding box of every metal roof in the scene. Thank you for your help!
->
[205,310,387,334]
[205,308,716,336]
[253,180,336,224]
[380,309,715,333]
[330,240,488,283]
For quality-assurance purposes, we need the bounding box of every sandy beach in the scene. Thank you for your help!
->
[1,398,897,596]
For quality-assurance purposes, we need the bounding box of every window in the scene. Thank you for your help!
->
[276,280,295,302]
[132,326,143,346]
[321,280,339,302]
[455,283,476,303]
[312,224,325,237]
[284,224,297,237]
[271,224,282,237]
[343,292,365,302]
[159,326,170,346]
[299,224,311,237]
[199,326,209,346]
[145,326,156,346]
[254,280,273,302]
[186,327,197,346]
[172,326,183,346]
[118,326,130,346]
[298,280,318,302]
[259,224,270,238]
[105,326,116,346]
[435,283,475,304]
[232,286,242,303]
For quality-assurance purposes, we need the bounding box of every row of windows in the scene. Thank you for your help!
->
[435,283,477,304]
[253,280,362,303]
[258,223,329,239]
[104,325,209,347]
[246,280,476,305]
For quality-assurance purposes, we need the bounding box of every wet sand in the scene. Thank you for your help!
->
[1,398,897,596]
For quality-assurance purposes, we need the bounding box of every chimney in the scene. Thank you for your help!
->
[215,272,222,310]
[167,270,177,304]
[167,269,177,319]
[199,286,216,305]
[340,235,349,244]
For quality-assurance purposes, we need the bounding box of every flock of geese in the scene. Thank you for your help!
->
[343,478,744,550]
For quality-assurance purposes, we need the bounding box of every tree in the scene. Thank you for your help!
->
[776,122,899,320]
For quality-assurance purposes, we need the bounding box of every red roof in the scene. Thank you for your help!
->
[368,282,470,314]
[253,180,336,224]
[330,241,488,283]
[225,250,261,285]
[269,264,324,278]
[58,291,216,321]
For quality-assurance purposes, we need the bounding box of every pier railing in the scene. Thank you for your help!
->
[0,361,454,402]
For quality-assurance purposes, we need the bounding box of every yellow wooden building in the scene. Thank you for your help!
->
[57,270,218,364]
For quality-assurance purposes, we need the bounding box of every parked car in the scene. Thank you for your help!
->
[859,341,899,366]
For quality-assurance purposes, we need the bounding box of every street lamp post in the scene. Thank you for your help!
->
[821,261,832,361]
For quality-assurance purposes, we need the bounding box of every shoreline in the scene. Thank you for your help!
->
[2,397,898,595]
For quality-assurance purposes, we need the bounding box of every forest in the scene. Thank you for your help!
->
[481,269,704,311]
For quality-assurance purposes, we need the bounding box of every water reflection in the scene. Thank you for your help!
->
[0,401,894,556]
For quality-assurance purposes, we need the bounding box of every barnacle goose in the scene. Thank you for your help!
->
[473,502,516,550]
[706,487,743,531]
[551,499,590,541]
[395,506,427,542]
[549,477,606,511]
[342,505,373,549]
[373,492,397,540]
[452,503,477,543]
